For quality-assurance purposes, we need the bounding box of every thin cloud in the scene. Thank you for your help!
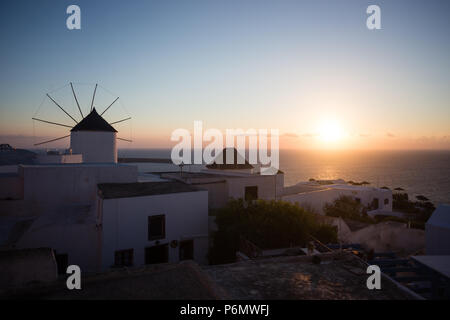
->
[359,133,371,138]
[386,132,396,138]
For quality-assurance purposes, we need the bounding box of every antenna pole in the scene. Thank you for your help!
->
[109,117,131,125]
[34,135,70,146]
[70,82,84,118]
[32,117,72,128]
[46,94,78,124]
[90,83,98,112]
[100,97,119,116]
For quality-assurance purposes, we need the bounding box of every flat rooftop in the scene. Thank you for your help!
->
[412,255,450,279]
[5,261,219,300]
[204,252,414,299]
[3,252,415,300]
[20,163,134,168]
[98,181,202,199]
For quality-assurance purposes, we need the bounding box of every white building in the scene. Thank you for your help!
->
[158,148,284,211]
[282,180,392,215]
[98,182,209,268]
[426,204,450,255]
[0,110,210,273]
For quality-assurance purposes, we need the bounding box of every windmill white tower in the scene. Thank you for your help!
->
[70,108,118,162]
[32,83,131,163]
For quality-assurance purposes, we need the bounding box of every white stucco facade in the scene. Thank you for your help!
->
[426,205,450,255]
[162,170,285,209]
[70,131,117,163]
[282,184,392,215]
[36,153,83,164]
[100,190,209,269]
[19,163,137,206]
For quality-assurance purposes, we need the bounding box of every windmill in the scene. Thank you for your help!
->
[32,82,132,162]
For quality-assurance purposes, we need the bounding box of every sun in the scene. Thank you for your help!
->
[317,119,344,142]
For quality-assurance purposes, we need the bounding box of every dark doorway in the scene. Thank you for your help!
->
[371,198,379,210]
[148,215,165,241]
[179,240,194,261]
[54,251,68,274]
[145,244,169,264]
[245,186,258,201]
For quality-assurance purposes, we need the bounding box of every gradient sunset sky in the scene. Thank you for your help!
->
[0,0,449,149]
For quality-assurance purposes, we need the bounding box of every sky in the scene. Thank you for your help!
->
[0,0,449,150]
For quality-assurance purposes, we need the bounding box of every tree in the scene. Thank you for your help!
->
[416,195,429,202]
[323,195,371,222]
[209,199,337,264]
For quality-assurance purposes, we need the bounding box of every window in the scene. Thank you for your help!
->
[53,251,68,275]
[145,244,169,264]
[355,197,361,204]
[114,249,134,267]
[384,198,389,205]
[148,215,165,241]
[245,186,258,201]
[179,240,194,261]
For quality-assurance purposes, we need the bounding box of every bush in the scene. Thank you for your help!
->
[323,195,373,223]
[209,199,337,264]
[393,192,435,223]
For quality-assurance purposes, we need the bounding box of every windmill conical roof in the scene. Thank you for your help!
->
[71,108,117,132]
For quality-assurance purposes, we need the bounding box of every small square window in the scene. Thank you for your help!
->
[384,198,389,205]
[245,186,258,201]
[114,249,134,267]
[148,215,165,241]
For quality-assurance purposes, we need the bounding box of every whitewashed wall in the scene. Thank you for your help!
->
[36,154,83,164]
[101,190,209,269]
[426,225,450,255]
[226,175,278,200]
[20,164,137,205]
[0,174,22,200]
[282,187,392,215]
[16,211,100,273]
[70,131,117,163]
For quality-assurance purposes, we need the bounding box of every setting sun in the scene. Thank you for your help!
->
[317,119,344,142]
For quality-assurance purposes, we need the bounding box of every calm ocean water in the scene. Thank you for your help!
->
[118,149,450,205]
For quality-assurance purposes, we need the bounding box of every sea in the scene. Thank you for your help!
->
[118,149,450,206]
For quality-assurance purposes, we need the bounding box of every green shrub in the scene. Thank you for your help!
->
[323,195,373,223]
[209,199,337,264]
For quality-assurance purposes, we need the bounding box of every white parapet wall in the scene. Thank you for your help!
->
[36,154,83,164]
[19,163,138,205]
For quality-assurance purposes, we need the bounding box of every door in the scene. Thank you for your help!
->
[145,244,169,264]
[179,240,194,261]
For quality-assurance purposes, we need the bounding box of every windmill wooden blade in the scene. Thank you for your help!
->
[100,97,119,116]
[117,137,132,142]
[34,135,70,146]
[90,83,98,112]
[46,93,78,124]
[109,117,131,125]
[70,82,84,118]
[32,117,72,128]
